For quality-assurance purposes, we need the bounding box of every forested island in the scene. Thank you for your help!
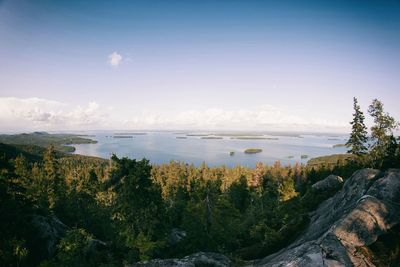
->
[0,132,97,153]
[1,98,400,267]
[244,148,263,154]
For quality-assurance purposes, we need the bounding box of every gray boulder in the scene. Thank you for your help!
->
[311,174,344,192]
[168,228,187,245]
[255,168,400,267]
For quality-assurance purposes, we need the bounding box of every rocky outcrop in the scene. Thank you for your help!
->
[131,169,400,267]
[30,214,68,258]
[311,174,343,192]
[255,168,400,267]
[132,252,232,267]
[168,228,187,245]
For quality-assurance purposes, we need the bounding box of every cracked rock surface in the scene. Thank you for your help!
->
[255,168,400,267]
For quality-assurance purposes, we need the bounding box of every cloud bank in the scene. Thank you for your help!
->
[0,97,349,133]
[123,106,348,132]
[0,97,107,131]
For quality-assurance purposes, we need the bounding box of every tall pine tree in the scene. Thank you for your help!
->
[346,97,368,155]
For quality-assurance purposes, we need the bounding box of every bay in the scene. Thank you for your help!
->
[72,131,348,167]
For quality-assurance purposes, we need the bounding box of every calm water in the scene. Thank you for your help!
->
[72,131,348,167]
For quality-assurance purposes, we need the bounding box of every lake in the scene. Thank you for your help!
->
[71,131,348,167]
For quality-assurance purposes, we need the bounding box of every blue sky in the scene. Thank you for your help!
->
[1,0,399,132]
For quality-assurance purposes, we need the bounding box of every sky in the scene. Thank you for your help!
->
[1,0,400,132]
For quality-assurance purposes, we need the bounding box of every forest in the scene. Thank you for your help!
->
[0,98,399,267]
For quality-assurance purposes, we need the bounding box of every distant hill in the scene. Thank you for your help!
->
[0,143,47,162]
[0,132,97,153]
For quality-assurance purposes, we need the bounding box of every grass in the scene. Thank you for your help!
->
[244,148,263,154]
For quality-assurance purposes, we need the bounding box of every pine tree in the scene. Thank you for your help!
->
[43,144,63,210]
[382,135,398,169]
[368,99,399,168]
[346,97,368,155]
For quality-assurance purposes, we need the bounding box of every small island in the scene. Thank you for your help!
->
[232,137,279,140]
[244,148,263,154]
[201,136,223,139]
[176,136,187,139]
[229,151,235,156]
[301,154,308,159]
[114,132,147,135]
[113,135,133,138]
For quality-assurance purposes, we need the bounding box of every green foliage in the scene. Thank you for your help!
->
[346,97,368,155]
[228,176,250,212]
[42,228,114,267]
[0,172,33,267]
[110,155,167,261]
[368,99,399,169]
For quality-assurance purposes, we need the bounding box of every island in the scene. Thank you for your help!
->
[229,151,235,156]
[113,135,133,138]
[114,132,147,135]
[201,136,223,139]
[244,148,263,154]
[232,137,279,140]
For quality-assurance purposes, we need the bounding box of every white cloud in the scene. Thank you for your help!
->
[108,51,122,67]
[123,105,349,132]
[0,97,349,133]
[0,97,108,131]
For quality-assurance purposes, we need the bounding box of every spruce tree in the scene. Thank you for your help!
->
[346,97,368,155]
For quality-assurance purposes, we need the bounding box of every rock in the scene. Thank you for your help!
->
[311,174,343,192]
[168,228,187,245]
[132,252,232,267]
[31,214,68,258]
[88,238,108,253]
[255,169,400,267]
